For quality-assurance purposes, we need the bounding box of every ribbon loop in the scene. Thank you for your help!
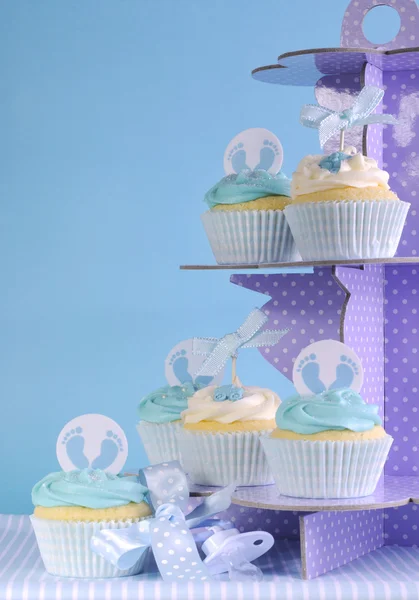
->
[91,464,237,582]
[300,85,397,147]
[138,461,189,513]
[193,308,288,378]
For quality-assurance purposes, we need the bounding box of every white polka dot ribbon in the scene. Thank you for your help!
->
[193,308,288,378]
[90,462,235,581]
[300,86,398,148]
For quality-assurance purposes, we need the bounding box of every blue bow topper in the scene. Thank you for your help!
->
[90,461,235,582]
[193,308,288,378]
[300,86,398,148]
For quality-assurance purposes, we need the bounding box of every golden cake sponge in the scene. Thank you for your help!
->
[183,419,276,433]
[292,187,399,204]
[271,425,387,442]
[212,195,291,212]
[34,501,152,522]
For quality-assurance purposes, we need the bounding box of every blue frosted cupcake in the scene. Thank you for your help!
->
[202,170,299,264]
[262,388,393,498]
[31,468,152,577]
[137,382,200,464]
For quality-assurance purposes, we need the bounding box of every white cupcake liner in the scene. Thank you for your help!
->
[261,434,393,499]
[284,200,410,261]
[177,428,274,486]
[201,209,300,265]
[137,420,182,465]
[31,515,150,578]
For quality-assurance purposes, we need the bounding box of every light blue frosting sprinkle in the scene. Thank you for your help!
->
[138,382,199,424]
[32,469,148,509]
[204,170,291,209]
[276,388,382,435]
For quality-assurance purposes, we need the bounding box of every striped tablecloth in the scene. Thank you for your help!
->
[1,515,419,599]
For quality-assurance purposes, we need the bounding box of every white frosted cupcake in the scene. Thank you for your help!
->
[262,388,393,499]
[31,468,152,577]
[284,148,410,260]
[137,382,200,464]
[202,170,299,264]
[177,379,280,486]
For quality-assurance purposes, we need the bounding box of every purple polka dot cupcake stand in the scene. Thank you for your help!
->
[183,0,419,582]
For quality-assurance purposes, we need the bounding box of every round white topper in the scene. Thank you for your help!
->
[56,414,128,475]
[165,338,225,387]
[293,340,364,397]
[223,128,284,175]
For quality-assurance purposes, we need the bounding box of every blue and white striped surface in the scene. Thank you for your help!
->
[2,515,419,599]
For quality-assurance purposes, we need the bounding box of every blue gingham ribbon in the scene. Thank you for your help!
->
[300,86,397,147]
[90,462,235,582]
[193,308,288,378]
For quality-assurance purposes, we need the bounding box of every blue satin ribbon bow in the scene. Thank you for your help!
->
[192,308,288,378]
[300,86,397,147]
[90,461,235,582]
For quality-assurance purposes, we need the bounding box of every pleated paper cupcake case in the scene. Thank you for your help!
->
[284,200,410,261]
[176,428,274,486]
[30,516,149,578]
[261,435,393,499]
[137,420,183,465]
[201,210,299,264]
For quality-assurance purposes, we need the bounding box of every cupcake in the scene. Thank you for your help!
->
[202,169,299,264]
[137,382,199,464]
[176,379,280,486]
[31,468,152,577]
[284,148,410,260]
[261,388,393,499]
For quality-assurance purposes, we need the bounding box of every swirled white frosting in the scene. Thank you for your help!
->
[181,382,280,424]
[291,147,390,198]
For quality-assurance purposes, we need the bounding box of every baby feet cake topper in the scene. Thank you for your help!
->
[165,339,225,387]
[56,414,128,475]
[292,340,364,397]
[223,128,284,175]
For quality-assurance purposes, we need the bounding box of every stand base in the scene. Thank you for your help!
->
[5,515,419,599]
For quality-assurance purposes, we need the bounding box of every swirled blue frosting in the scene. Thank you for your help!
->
[276,388,382,434]
[138,382,199,424]
[204,170,291,209]
[32,469,148,509]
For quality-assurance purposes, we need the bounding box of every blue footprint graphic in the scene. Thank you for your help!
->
[62,427,89,469]
[228,143,250,173]
[169,351,212,386]
[330,355,359,390]
[169,350,192,383]
[91,431,123,470]
[296,354,326,394]
[255,140,280,171]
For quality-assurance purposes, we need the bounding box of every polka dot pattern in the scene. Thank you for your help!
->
[252,49,419,87]
[150,511,211,582]
[336,265,385,418]
[253,51,368,87]
[231,270,345,378]
[384,72,419,256]
[340,0,418,50]
[384,504,419,545]
[384,266,419,473]
[301,510,384,579]
[364,63,384,168]
[231,476,418,511]
[186,496,301,538]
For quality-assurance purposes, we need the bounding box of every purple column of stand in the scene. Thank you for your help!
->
[221,0,419,578]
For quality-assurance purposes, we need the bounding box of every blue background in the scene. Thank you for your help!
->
[0,0,399,514]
